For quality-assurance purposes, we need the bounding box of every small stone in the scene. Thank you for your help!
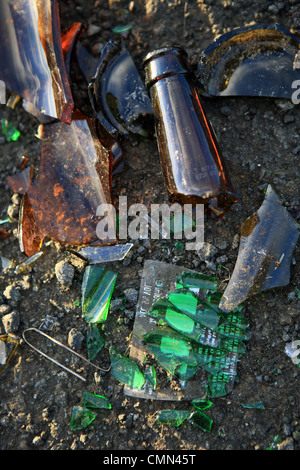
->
[0,304,12,315]
[283,112,295,124]
[68,328,84,351]
[32,436,43,447]
[87,24,101,36]
[3,285,21,304]
[55,260,75,288]
[7,203,19,220]
[220,106,231,117]
[110,298,124,312]
[124,309,135,320]
[2,311,20,333]
[124,288,138,305]
[197,242,218,261]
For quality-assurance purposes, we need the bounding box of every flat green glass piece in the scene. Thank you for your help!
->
[1,119,20,141]
[82,265,117,323]
[167,289,198,317]
[162,213,195,236]
[83,391,111,409]
[266,435,282,450]
[176,271,218,291]
[86,323,105,361]
[144,365,157,389]
[191,399,213,410]
[176,362,199,381]
[156,409,191,427]
[241,401,265,409]
[70,406,96,430]
[110,346,145,390]
[217,321,249,341]
[112,24,133,34]
[188,410,213,432]
[144,327,198,375]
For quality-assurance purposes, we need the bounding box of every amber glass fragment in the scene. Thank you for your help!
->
[0,0,73,122]
[89,39,155,140]
[219,185,300,313]
[198,24,300,98]
[143,46,239,216]
[19,118,115,257]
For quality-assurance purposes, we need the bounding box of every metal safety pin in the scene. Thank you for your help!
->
[22,327,110,382]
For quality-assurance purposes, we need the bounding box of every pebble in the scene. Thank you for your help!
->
[68,328,84,351]
[3,285,21,305]
[2,311,20,334]
[87,24,101,36]
[124,288,138,305]
[197,242,218,261]
[0,304,12,315]
[55,260,75,288]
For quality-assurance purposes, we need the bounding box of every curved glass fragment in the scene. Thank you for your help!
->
[19,118,115,257]
[198,24,300,98]
[219,185,300,313]
[88,39,155,139]
[0,0,74,122]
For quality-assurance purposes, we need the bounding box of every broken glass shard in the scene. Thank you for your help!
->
[198,24,300,99]
[143,327,198,376]
[1,119,20,142]
[219,185,300,313]
[0,0,74,122]
[109,346,145,390]
[82,265,117,323]
[70,406,96,430]
[156,409,191,427]
[241,401,265,409]
[7,166,34,195]
[88,39,154,139]
[0,335,19,375]
[82,391,111,409]
[79,243,133,264]
[144,364,157,389]
[61,22,84,80]
[0,257,13,271]
[176,271,218,292]
[191,399,213,410]
[86,323,105,361]
[76,41,100,83]
[19,118,115,257]
[14,251,43,274]
[188,410,213,432]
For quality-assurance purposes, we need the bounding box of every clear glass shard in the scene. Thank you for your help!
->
[219,185,300,313]
[79,243,133,264]
[70,406,96,430]
[82,265,117,323]
[109,346,145,390]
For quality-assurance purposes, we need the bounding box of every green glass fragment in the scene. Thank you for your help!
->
[70,406,96,430]
[144,327,198,375]
[83,391,111,409]
[167,289,198,317]
[162,213,195,236]
[191,399,213,410]
[241,401,265,409]
[266,435,282,450]
[156,409,191,427]
[112,24,133,34]
[144,365,157,389]
[86,323,105,361]
[1,119,20,142]
[176,362,199,381]
[176,271,218,292]
[82,265,117,323]
[188,410,213,432]
[110,346,145,390]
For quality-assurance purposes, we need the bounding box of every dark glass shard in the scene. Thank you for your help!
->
[88,39,155,140]
[19,118,115,257]
[143,46,239,216]
[156,409,191,427]
[0,0,74,122]
[219,185,300,313]
[82,391,111,409]
[70,406,96,430]
[198,24,300,98]
[76,41,100,83]
[61,22,84,79]
[188,410,213,432]
[86,324,105,361]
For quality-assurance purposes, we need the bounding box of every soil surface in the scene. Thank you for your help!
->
[0,0,300,452]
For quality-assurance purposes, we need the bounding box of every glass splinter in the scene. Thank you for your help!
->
[1,119,20,142]
[0,0,74,123]
[7,166,34,195]
[82,265,117,323]
[79,243,133,264]
[109,346,145,390]
[82,391,111,409]
[219,185,300,313]
[156,409,191,427]
[86,323,105,361]
[70,406,96,430]
[0,335,19,375]
[198,24,300,99]
[188,410,213,432]
[19,118,115,257]
[88,39,154,140]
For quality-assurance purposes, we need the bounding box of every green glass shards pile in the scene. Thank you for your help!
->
[144,271,249,397]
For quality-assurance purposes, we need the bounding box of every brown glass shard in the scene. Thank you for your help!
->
[0,0,74,123]
[198,24,300,98]
[7,166,34,195]
[143,46,239,216]
[219,185,300,313]
[19,118,115,257]
[88,39,155,140]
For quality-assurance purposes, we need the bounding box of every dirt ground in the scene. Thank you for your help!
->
[0,0,299,452]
